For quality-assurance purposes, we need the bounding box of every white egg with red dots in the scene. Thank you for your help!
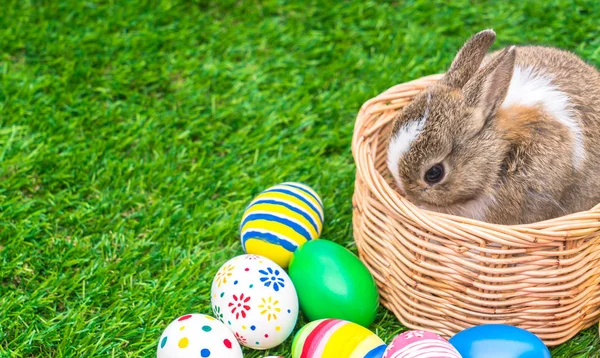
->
[157,313,243,358]
[211,254,299,349]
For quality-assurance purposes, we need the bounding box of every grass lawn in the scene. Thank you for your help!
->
[2,0,600,356]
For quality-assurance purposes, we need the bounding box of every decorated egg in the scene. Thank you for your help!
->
[383,330,462,358]
[240,182,324,268]
[211,254,299,349]
[288,240,379,327]
[449,324,550,358]
[292,319,386,358]
[157,313,243,358]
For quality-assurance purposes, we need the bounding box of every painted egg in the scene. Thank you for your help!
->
[240,182,324,268]
[383,330,462,358]
[449,324,551,358]
[211,254,299,349]
[292,319,386,358]
[288,240,379,327]
[157,313,243,358]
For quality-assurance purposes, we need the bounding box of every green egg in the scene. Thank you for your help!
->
[288,240,379,327]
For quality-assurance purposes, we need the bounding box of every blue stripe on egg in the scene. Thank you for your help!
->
[241,230,299,252]
[284,182,324,208]
[241,213,312,242]
[364,344,387,358]
[250,199,320,233]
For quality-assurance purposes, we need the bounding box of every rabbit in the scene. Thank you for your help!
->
[386,29,600,225]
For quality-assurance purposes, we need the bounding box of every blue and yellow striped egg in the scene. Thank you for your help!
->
[240,182,324,268]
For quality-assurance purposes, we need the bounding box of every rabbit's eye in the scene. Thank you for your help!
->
[424,164,445,184]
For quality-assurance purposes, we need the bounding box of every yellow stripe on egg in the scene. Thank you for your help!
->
[241,220,307,248]
[351,335,387,358]
[244,239,293,268]
[321,321,370,357]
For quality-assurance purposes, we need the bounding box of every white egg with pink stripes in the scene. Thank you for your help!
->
[383,330,462,358]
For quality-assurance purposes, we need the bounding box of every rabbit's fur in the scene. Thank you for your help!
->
[387,29,600,224]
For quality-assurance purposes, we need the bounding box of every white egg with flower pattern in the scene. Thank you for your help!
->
[211,254,299,349]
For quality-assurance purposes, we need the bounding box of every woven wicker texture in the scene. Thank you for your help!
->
[351,74,600,346]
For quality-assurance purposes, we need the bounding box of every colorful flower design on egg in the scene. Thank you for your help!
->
[215,264,235,287]
[213,305,224,321]
[258,296,281,321]
[211,254,299,350]
[229,293,251,319]
[235,332,247,345]
[259,267,285,291]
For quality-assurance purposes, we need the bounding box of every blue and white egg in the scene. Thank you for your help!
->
[240,182,324,268]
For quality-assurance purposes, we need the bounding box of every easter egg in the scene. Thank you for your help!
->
[383,330,462,358]
[288,240,379,327]
[449,324,551,358]
[240,182,324,268]
[157,313,243,358]
[292,319,386,358]
[211,254,299,349]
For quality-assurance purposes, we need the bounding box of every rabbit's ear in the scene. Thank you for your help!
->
[464,46,516,121]
[441,29,496,89]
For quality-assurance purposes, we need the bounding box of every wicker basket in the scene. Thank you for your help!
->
[351,74,600,346]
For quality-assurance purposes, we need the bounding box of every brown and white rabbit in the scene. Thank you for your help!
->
[387,29,600,224]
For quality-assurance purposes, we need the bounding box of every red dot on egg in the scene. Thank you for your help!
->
[178,314,192,321]
[223,339,232,348]
[264,334,269,338]
[244,268,249,271]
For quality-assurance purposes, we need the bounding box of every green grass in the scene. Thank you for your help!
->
[1,0,600,356]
